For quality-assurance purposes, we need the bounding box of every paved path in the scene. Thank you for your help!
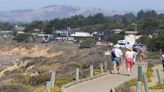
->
[63,63,146,92]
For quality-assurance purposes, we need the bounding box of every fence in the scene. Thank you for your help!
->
[136,63,164,92]
[45,61,110,92]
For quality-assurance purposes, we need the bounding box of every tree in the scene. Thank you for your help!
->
[80,39,96,48]
[107,32,125,44]
[137,34,164,51]
[122,13,136,25]
[140,18,160,34]
[13,33,34,42]
[154,34,164,50]
[137,10,145,20]
[0,22,14,30]
[25,21,47,32]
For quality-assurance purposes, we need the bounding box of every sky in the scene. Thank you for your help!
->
[0,0,163,11]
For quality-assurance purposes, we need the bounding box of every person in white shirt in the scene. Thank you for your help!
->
[112,44,123,74]
[160,50,164,72]
[125,47,137,76]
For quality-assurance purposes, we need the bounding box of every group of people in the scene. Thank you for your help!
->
[111,44,145,76]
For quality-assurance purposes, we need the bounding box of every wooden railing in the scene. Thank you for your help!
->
[45,61,110,92]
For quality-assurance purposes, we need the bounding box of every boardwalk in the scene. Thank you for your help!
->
[63,63,146,92]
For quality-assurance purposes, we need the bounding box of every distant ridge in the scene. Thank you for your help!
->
[0,5,162,23]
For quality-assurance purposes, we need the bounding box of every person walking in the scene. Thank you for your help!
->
[160,50,164,72]
[138,45,145,63]
[125,47,137,76]
[111,44,123,74]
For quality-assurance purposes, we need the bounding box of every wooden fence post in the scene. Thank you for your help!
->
[156,69,163,84]
[50,70,56,92]
[76,68,80,81]
[143,74,149,92]
[104,61,108,72]
[100,63,104,75]
[138,65,142,81]
[136,65,142,92]
[90,65,94,77]
[156,69,164,92]
[136,81,142,92]
[45,81,50,92]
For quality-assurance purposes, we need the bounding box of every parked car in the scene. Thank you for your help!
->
[117,40,126,48]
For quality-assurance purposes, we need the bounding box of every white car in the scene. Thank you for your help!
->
[117,40,126,48]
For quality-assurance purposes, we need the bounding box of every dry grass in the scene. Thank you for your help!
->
[32,63,61,72]
[0,43,112,92]
[115,82,132,92]
[0,85,30,92]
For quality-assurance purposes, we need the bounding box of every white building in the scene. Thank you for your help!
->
[117,31,141,48]
[70,32,93,38]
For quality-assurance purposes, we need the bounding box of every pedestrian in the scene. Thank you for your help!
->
[160,50,164,72]
[111,44,123,74]
[138,45,145,63]
[133,46,138,63]
[125,47,137,76]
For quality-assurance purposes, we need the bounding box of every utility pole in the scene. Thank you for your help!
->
[132,23,137,31]
[53,25,55,34]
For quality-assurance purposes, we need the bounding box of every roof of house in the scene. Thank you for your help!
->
[70,32,92,37]
[112,29,124,34]
[112,29,123,32]
[125,31,138,34]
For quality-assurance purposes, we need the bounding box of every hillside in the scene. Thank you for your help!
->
[0,5,132,23]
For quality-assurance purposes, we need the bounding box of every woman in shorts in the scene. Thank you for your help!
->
[125,47,137,76]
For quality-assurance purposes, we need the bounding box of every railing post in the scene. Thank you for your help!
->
[104,61,108,72]
[50,70,56,92]
[90,65,94,77]
[45,81,50,92]
[136,81,142,92]
[143,74,149,92]
[136,65,142,92]
[76,68,80,81]
[100,63,104,75]
[138,65,142,81]
[156,69,164,92]
[156,69,163,84]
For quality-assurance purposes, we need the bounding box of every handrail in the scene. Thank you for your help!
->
[46,62,108,92]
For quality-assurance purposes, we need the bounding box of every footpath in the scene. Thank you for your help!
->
[63,62,146,92]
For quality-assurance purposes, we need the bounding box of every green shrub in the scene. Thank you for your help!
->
[149,84,164,89]
[13,75,28,85]
[129,79,137,86]
[54,87,62,92]
[13,33,34,42]
[55,77,74,86]
[146,51,160,59]
[28,74,50,86]
[80,39,96,48]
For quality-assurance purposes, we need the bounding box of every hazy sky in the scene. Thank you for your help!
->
[0,0,163,11]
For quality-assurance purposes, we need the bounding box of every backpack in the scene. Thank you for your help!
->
[111,50,116,58]
[111,50,116,61]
